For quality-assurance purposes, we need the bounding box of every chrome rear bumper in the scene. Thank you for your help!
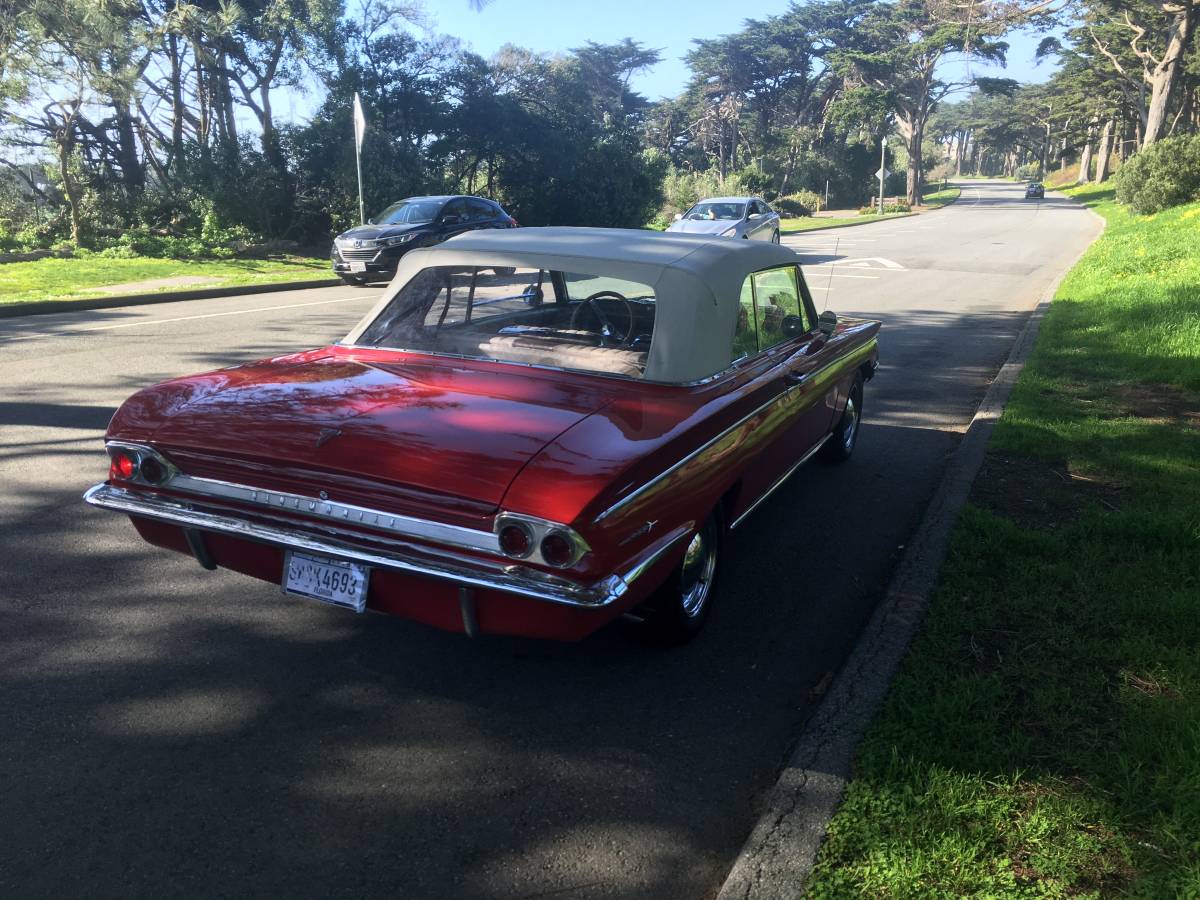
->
[84,483,687,610]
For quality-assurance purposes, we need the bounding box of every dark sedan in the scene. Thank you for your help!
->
[1025,182,1045,199]
[332,195,517,285]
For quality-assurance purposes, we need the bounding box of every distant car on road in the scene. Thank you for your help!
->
[1025,182,1045,199]
[667,197,781,243]
[332,195,517,285]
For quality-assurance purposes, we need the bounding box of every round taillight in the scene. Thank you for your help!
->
[109,452,136,481]
[498,522,533,558]
[540,531,575,568]
[139,456,167,485]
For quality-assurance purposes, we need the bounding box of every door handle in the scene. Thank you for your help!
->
[784,370,807,386]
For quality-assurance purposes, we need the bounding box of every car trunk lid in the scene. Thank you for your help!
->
[148,354,613,516]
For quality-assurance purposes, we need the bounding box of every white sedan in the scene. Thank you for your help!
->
[667,196,781,243]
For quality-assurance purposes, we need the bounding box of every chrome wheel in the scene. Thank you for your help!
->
[679,519,718,619]
[842,394,859,452]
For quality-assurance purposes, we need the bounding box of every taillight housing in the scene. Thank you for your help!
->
[495,514,588,568]
[498,522,534,559]
[109,451,137,481]
[105,442,176,487]
[539,531,575,567]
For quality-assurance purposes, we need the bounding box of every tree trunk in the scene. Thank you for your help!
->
[1077,124,1094,184]
[1095,118,1113,182]
[168,32,185,166]
[115,104,145,197]
[897,114,922,206]
[56,131,83,245]
[1143,5,1195,146]
[192,39,209,153]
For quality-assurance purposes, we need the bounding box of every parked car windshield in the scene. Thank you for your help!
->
[684,202,746,221]
[355,266,657,379]
[373,199,445,225]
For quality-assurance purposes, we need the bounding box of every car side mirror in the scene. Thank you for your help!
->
[673,213,683,221]
[441,214,462,226]
[818,310,838,337]
[781,315,806,337]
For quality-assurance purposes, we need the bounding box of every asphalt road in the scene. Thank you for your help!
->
[0,180,1100,899]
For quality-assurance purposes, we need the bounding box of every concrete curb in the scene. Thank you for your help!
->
[716,204,1105,900]
[0,277,342,319]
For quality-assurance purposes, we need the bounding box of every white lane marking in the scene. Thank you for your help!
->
[793,237,877,243]
[800,268,879,279]
[833,257,906,270]
[8,295,372,340]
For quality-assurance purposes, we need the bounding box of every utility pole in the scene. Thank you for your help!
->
[878,137,887,215]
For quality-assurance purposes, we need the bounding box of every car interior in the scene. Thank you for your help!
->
[356,266,658,378]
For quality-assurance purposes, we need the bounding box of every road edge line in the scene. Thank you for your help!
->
[0,277,342,320]
[715,202,1105,900]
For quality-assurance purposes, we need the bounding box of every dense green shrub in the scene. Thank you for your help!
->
[1116,134,1200,214]
[658,167,749,219]
[775,190,823,217]
[858,201,911,215]
[1016,162,1042,180]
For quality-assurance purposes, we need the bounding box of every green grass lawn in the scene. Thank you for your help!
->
[922,184,962,208]
[0,255,330,305]
[780,213,911,233]
[806,183,1200,896]
[780,184,960,234]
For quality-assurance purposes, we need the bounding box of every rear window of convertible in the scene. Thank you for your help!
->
[355,266,657,379]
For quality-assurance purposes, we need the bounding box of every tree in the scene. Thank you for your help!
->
[846,0,1006,204]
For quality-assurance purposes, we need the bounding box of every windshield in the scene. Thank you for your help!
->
[355,266,657,379]
[685,202,746,221]
[373,199,444,226]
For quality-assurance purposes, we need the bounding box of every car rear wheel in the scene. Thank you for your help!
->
[641,511,722,643]
[819,374,863,463]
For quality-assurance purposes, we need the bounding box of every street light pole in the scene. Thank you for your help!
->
[878,137,887,215]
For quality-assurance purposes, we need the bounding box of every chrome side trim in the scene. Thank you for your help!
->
[621,523,694,584]
[152,470,502,557]
[594,339,877,524]
[729,434,832,530]
[84,483,679,610]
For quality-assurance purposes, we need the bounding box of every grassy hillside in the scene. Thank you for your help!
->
[806,184,1200,896]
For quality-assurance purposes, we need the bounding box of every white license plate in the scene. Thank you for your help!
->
[349,261,368,273]
[283,551,369,612]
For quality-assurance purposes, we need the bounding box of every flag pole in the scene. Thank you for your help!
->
[353,93,366,225]
[355,140,365,226]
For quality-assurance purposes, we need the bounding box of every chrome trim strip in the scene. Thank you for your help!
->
[150,469,502,556]
[729,434,832,530]
[85,483,626,609]
[593,339,877,524]
[621,523,694,584]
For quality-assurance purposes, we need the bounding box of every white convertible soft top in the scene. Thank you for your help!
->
[343,227,801,383]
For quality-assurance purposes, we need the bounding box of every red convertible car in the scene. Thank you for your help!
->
[86,228,880,642]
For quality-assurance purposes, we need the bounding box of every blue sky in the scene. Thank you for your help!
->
[430,0,1059,101]
[272,0,1060,126]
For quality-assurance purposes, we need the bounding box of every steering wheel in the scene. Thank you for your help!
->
[569,290,636,347]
